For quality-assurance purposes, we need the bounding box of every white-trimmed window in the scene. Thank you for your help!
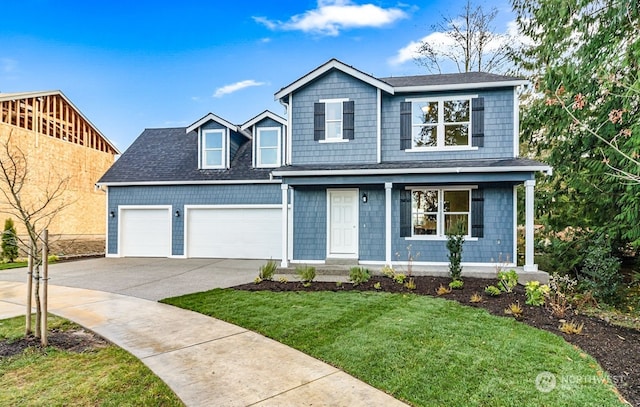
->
[257,127,281,167]
[314,99,354,142]
[202,129,225,169]
[325,100,343,140]
[411,97,471,148]
[411,188,471,236]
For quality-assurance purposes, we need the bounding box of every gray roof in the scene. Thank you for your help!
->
[379,72,525,88]
[273,158,549,174]
[98,127,274,184]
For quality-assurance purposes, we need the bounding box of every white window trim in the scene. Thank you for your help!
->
[406,95,477,150]
[319,98,349,142]
[256,127,282,168]
[406,186,475,240]
[201,129,226,169]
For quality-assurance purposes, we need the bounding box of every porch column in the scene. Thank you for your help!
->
[523,179,538,272]
[385,182,393,265]
[281,184,289,268]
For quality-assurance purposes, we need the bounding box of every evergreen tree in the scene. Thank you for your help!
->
[2,218,19,262]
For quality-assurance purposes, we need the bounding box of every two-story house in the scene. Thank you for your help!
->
[97,59,550,272]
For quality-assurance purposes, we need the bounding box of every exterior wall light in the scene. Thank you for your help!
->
[109,211,115,218]
[175,210,180,217]
[362,193,368,203]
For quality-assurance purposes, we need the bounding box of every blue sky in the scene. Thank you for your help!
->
[0,0,515,151]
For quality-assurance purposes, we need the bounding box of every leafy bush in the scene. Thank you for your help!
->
[349,266,370,286]
[436,284,451,295]
[405,278,416,290]
[258,260,277,281]
[579,237,622,305]
[381,265,395,279]
[296,265,316,283]
[449,279,464,289]
[469,292,483,303]
[546,273,577,318]
[485,285,501,297]
[559,321,584,335]
[525,281,549,306]
[497,269,518,293]
[446,221,465,280]
[504,302,523,319]
[2,218,18,262]
[373,282,382,290]
[393,273,407,284]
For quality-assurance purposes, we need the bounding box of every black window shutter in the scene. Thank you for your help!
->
[400,101,412,150]
[471,97,484,147]
[471,188,484,238]
[400,189,412,237]
[343,101,355,140]
[314,102,325,141]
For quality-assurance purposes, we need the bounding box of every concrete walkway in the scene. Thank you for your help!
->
[0,280,407,407]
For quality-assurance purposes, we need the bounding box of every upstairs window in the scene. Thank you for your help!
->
[202,129,225,169]
[257,127,281,167]
[314,99,354,142]
[401,97,484,150]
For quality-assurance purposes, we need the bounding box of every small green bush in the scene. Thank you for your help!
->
[258,259,277,281]
[2,218,18,262]
[485,285,501,297]
[381,265,395,279]
[449,279,464,290]
[525,281,549,306]
[497,269,518,293]
[349,266,371,286]
[579,237,622,305]
[296,265,316,283]
[393,273,406,284]
[446,221,465,281]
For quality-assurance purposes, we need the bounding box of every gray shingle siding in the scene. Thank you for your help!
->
[107,184,281,256]
[359,188,385,261]
[292,187,326,260]
[382,88,515,162]
[291,70,378,165]
[256,118,283,128]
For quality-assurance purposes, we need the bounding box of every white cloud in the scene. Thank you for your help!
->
[213,80,266,98]
[254,0,407,36]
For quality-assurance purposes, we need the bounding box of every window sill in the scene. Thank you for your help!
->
[318,138,349,143]
[406,146,478,152]
[405,236,479,242]
[256,164,280,169]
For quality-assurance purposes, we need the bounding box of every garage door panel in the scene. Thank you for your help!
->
[120,208,171,257]
[187,208,281,259]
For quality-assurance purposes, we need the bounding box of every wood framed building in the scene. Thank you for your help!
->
[0,91,119,250]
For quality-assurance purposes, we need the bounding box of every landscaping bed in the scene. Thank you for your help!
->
[235,275,640,406]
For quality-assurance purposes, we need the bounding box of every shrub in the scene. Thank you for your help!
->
[525,281,549,306]
[579,237,622,305]
[296,265,316,283]
[504,302,523,319]
[405,278,416,290]
[446,221,465,281]
[469,292,483,303]
[436,284,451,295]
[393,273,407,284]
[485,285,501,297]
[497,270,518,293]
[449,279,464,289]
[1,218,18,262]
[559,321,584,335]
[381,265,395,279]
[546,273,577,318]
[278,276,288,284]
[258,260,277,281]
[373,282,382,290]
[349,266,371,286]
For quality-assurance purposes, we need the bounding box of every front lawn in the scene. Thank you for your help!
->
[0,316,183,406]
[163,290,625,406]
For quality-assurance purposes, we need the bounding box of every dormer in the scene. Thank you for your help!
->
[186,113,250,170]
[240,110,287,168]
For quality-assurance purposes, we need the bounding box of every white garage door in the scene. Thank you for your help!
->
[187,207,281,259]
[120,208,171,257]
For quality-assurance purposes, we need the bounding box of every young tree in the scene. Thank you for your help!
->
[512,0,640,249]
[1,217,18,262]
[415,0,514,74]
[0,132,71,339]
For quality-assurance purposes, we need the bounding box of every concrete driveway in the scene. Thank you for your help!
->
[0,257,263,300]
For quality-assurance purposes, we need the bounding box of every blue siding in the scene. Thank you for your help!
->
[391,186,514,263]
[359,188,385,261]
[291,70,378,165]
[382,88,515,161]
[107,184,281,256]
[256,118,283,128]
[292,187,326,260]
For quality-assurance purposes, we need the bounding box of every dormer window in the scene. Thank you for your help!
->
[314,99,354,142]
[202,129,225,168]
[257,127,281,167]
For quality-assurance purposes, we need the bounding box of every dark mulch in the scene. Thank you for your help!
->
[236,275,640,406]
[0,328,109,358]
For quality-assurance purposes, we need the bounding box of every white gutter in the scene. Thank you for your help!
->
[393,80,528,93]
[96,179,282,187]
[272,165,552,177]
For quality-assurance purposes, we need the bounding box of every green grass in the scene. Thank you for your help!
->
[163,290,625,407]
[0,256,58,270]
[0,316,184,406]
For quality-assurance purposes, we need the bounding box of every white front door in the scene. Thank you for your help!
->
[328,189,358,257]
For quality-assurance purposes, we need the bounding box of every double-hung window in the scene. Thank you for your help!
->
[202,129,225,169]
[257,127,281,167]
[325,100,343,140]
[411,188,471,237]
[314,99,354,142]
[409,97,472,149]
